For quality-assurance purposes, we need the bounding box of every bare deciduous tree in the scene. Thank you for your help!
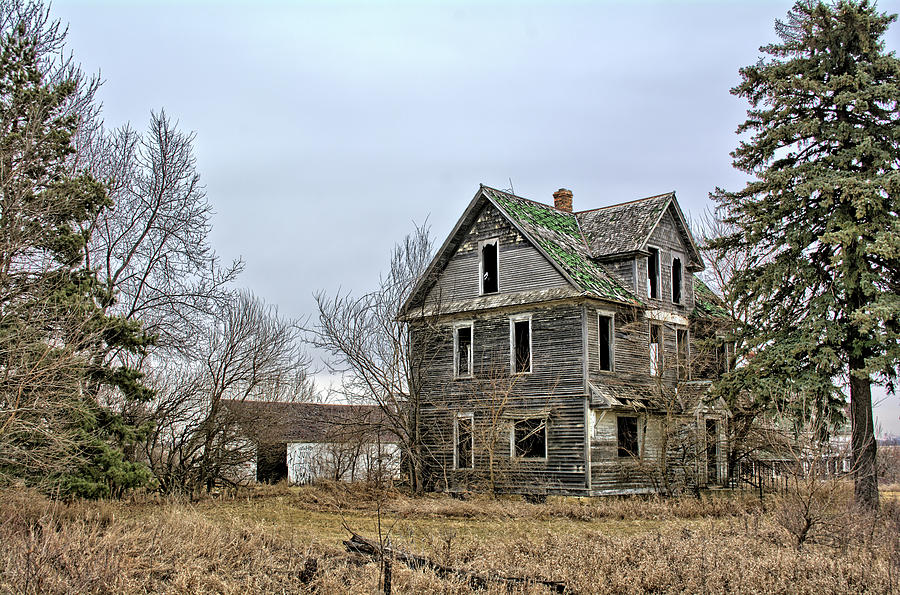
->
[137,292,311,494]
[313,223,438,493]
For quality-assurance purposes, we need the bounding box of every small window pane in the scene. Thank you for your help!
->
[676,328,688,380]
[514,418,546,458]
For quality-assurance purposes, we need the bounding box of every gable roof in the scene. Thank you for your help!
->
[691,277,731,320]
[222,400,397,444]
[401,184,706,316]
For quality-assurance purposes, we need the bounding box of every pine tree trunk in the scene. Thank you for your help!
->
[849,363,878,510]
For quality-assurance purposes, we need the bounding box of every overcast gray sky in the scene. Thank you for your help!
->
[52,0,900,434]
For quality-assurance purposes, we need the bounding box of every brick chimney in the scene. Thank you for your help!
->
[553,188,573,212]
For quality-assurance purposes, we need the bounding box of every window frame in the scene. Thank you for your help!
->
[597,310,615,373]
[453,321,474,379]
[509,416,548,460]
[509,313,533,375]
[649,322,663,377]
[478,238,500,295]
[676,326,690,381]
[453,411,475,470]
[617,415,640,458]
[647,245,661,299]
[672,255,683,304]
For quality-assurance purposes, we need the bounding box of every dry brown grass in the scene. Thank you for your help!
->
[2,484,899,594]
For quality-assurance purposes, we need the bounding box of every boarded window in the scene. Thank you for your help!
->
[455,414,474,469]
[647,247,660,299]
[598,314,613,372]
[676,328,689,380]
[454,325,473,378]
[649,323,662,376]
[617,416,639,458]
[672,257,682,304]
[481,240,498,294]
[512,318,531,374]
[513,418,546,458]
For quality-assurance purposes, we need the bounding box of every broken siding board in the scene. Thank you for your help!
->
[424,203,570,306]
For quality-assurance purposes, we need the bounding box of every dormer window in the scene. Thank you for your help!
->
[647,247,660,299]
[672,257,683,304]
[480,239,499,294]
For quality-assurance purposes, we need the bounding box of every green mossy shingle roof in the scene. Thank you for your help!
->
[483,186,642,306]
[692,277,731,319]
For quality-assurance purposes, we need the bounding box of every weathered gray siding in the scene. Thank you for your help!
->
[415,302,588,495]
[640,206,696,313]
[424,203,570,306]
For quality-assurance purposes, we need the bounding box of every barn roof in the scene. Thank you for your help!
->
[222,400,398,444]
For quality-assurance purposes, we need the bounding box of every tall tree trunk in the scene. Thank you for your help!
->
[849,361,878,510]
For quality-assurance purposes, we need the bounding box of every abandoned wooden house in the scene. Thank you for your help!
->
[400,185,733,496]
[223,400,400,485]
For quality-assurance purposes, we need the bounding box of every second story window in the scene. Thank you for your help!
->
[716,338,735,374]
[649,323,663,376]
[672,257,683,304]
[480,239,499,294]
[510,315,532,374]
[598,313,613,372]
[647,247,660,299]
[454,323,473,378]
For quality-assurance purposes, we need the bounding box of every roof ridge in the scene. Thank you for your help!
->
[482,184,570,213]
[575,191,675,214]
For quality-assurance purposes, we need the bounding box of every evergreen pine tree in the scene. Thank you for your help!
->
[0,21,153,497]
[712,0,900,509]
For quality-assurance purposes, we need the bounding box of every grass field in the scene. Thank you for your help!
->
[2,482,899,594]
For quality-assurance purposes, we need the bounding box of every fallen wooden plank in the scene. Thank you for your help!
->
[343,531,569,593]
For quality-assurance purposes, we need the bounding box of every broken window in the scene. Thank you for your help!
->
[649,323,663,376]
[480,239,499,294]
[513,418,546,459]
[672,257,682,304]
[647,247,660,299]
[455,413,474,469]
[511,316,531,374]
[716,339,735,375]
[617,416,639,458]
[676,327,689,380]
[454,324,473,378]
[598,313,613,372]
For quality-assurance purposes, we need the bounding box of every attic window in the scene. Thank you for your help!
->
[512,418,547,459]
[510,315,532,374]
[647,247,660,299]
[672,257,683,304]
[480,239,499,294]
